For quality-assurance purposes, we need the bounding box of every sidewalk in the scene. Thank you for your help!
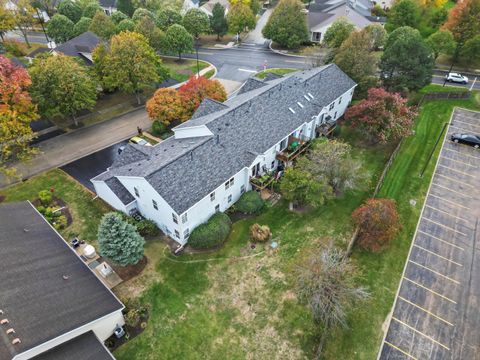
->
[243,8,273,45]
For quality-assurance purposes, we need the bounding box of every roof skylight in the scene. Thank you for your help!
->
[288,107,296,114]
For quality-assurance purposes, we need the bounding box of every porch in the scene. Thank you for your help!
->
[250,171,276,191]
[276,135,311,164]
[316,119,336,137]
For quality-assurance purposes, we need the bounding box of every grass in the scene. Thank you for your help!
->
[203,69,215,79]
[161,57,210,82]
[255,68,298,79]
[0,169,111,247]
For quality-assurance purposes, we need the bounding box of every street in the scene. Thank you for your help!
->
[431,69,480,90]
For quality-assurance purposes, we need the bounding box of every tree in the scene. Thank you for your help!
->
[132,7,156,23]
[250,0,261,14]
[344,87,417,143]
[57,0,82,23]
[380,26,434,92]
[443,0,480,47]
[210,3,228,40]
[13,0,36,47]
[227,3,255,35]
[156,8,182,30]
[117,0,135,17]
[135,15,165,50]
[322,17,355,50]
[249,224,271,242]
[0,1,15,42]
[178,75,227,113]
[334,30,378,98]
[111,10,128,24]
[352,198,401,252]
[300,139,365,196]
[46,14,75,43]
[163,23,193,60]
[280,167,332,210]
[146,88,187,125]
[262,0,309,49]
[460,35,480,61]
[116,18,135,32]
[82,2,101,18]
[296,246,369,357]
[0,56,38,177]
[73,17,92,36]
[363,23,387,50]
[418,0,447,7]
[182,8,210,38]
[428,7,448,29]
[93,31,166,104]
[89,10,116,39]
[29,54,97,127]
[31,0,57,16]
[427,29,456,59]
[385,0,421,32]
[98,212,145,266]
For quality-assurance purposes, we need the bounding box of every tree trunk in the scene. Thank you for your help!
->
[0,32,4,42]
[72,114,78,127]
[289,202,294,211]
[21,28,31,47]
[178,51,182,61]
[135,91,141,105]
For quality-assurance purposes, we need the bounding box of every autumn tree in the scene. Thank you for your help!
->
[73,16,92,36]
[156,8,182,30]
[132,7,156,23]
[29,54,97,127]
[227,3,255,35]
[179,76,227,113]
[0,0,15,42]
[116,18,135,32]
[0,56,38,177]
[352,198,401,252]
[182,8,210,38]
[134,15,164,50]
[163,24,193,60]
[263,0,308,49]
[47,14,74,43]
[323,17,355,50]
[385,0,421,32]
[297,245,369,356]
[443,0,480,47]
[146,88,187,125]
[380,26,434,92]
[210,3,228,40]
[110,10,128,24]
[57,0,82,23]
[89,10,116,39]
[427,29,456,59]
[82,1,101,18]
[13,0,37,47]
[334,30,378,98]
[344,87,416,143]
[93,31,167,104]
[363,23,387,50]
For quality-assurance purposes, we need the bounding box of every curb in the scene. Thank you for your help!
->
[268,40,307,58]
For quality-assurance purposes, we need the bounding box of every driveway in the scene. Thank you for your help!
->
[243,8,273,45]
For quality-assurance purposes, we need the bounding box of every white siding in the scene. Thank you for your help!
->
[92,180,131,212]
[173,125,213,139]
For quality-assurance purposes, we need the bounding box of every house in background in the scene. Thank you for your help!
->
[99,0,117,15]
[308,0,385,42]
[0,201,124,360]
[52,31,102,65]
[182,0,200,13]
[199,0,230,16]
[92,65,356,246]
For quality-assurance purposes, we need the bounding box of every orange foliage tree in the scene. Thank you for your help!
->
[443,0,480,46]
[146,88,187,126]
[352,198,401,252]
[178,76,227,114]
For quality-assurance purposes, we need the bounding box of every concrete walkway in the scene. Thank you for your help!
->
[243,8,273,45]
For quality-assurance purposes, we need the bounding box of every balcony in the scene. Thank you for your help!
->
[276,135,311,164]
[316,117,336,137]
[250,171,276,191]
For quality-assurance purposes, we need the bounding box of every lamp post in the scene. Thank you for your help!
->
[35,8,49,44]
[443,45,460,87]
[195,37,200,77]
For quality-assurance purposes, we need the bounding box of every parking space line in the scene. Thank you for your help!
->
[417,230,464,251]
[413,244,462,266]
[454,119,480,129]
[425,204,471,223]
[398,296,454,326]
[444,147,480,160]
[435,173,474,187]
[403,277,457,304]
[449,125,477,133]
[437,164,476,178]
[432,182,471,198]
[422,217,467,236]
[384,341,419,360]
[439,156,477,168]
[391,317,450,350]
[429,194,471,210]
[408,260,460,284]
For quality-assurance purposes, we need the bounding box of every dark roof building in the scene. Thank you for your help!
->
[53,31,102,65]
[0,201,124,360]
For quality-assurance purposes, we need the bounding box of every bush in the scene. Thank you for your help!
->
[250,223,272,242]
[53,214,68,230]
[38,189,53,206]
[135,219,159,237]
[3,40,28,57]
[188,212,232,249]
[235,191,264,214]
[151,120,166,136]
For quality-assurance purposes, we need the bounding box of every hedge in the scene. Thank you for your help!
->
[188,212,232,249]
[235,191,264,214]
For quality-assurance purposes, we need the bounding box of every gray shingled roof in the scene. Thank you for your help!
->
[54,32,102,65]
[94,65,356,214]
[191,98,229,119]
[0,202,123,360]
[99,0,116,7]
[237,77,268,95]
[105,177,135,204]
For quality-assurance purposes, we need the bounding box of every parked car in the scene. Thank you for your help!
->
[450,133,480,148]
[445,73,469,84]
[129,136,152,146]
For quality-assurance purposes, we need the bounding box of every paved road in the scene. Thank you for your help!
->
[243,8,272,45]
[431,69,480,90]
[379,108,480,360]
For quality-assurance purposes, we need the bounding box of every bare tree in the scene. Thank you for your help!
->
[296,245,369,358]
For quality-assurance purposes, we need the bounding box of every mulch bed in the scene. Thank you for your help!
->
[105,310,149,352]
[32,196,73,227]
[228,210,256,223]
[105,256,148,282]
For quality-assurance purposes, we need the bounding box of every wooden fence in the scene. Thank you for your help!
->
[422,91,471,101]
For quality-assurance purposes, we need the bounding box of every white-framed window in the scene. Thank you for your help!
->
[228,194,232,203]
[329,103,334,110]
[215,204,220,212]
[339,96,342,104]
[350,90,354,95]
[134,187,140,197]
[225,180,230,190]
[334,111,337,119]
[181,213,188,224]
[271,161,275,169]
[174,230,180,239]
[184,228,190,239]
[210,192,215,201]
[152,199,158,210]
[240,185,245,194]
[280,138,288,150]
[229,178,234,187]
[172,213,178,224]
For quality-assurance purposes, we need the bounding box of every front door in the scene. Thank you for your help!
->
[252,163,260,177]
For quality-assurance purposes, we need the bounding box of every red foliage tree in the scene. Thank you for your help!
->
[178,76,227,114]
[343,87,416,143]
[146,88,187,126]
[443,0,480,46]
[352,198,401,252]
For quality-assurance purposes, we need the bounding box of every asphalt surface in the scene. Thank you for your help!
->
[60,140,127,192]
[379,108,480,360]
[431,69,480,90]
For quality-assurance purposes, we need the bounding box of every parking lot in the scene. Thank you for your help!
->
[379,108,480,360]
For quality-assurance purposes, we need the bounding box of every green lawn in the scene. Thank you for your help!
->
[161,57,210,82]
[255,68,298,79]
[0,169,111,247]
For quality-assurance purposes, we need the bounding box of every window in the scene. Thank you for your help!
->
[210,192,215,201]
[215,204,220,212]
[184,228,190,239]
[229,178,234,187]
[339,96,342,104]
[181,213,188,224]
[240,184,245,194]
[174,230,180,239]
[271,161,275,169]
[225,181,230,190]
[134,187,140,197]
[329,103,334,110]
[172,213,178,224]
[280,138,287,150]
[334,111,337,119]
[228,194,232,203]
[152,199,158,210]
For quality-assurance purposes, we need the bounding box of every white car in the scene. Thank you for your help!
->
[445,72,469,84]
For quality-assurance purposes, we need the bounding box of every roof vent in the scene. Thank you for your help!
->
[62,274,69,280]
[303,95,310,102]
[288,107,296,114]
[308,93,314,99]
[0,310,3,315]
[297,102,304,108]
[23,228,29,232]
[12,338,21,345]
[6,328,15,335]
[0,319,9,325]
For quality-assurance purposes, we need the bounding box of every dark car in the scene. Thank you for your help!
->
[450,133,480,148]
